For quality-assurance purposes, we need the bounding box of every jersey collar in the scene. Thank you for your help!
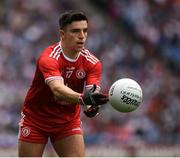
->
[59,41,80,62]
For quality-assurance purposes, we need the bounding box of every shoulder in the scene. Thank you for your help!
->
[80,48,100,65]
[37,43,61,67]
[38,43,62,61]
[40,43,61,58]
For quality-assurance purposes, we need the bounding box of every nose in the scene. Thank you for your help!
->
[79,30,85,39]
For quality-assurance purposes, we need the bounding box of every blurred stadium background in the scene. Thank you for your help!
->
[0,0,180,156]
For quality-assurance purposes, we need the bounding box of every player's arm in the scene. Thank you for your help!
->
[47,79,81,104]
[48,79,108,106]
[38,54,80,104]
[39,54,107,106]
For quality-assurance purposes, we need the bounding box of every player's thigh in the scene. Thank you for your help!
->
[18,140,46,157]
[52,134,85,157]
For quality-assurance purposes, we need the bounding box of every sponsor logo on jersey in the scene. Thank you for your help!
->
[66,67,75,70]
[76,69,86,79]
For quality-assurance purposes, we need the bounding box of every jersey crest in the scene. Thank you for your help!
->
[76,69,86,79]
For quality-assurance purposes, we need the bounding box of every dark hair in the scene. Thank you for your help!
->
[59,10,88,29]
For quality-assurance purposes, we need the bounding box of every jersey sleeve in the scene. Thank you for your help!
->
[38,55,63,84]
[85,61,102,91]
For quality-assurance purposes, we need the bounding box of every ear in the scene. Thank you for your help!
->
[60,29,65,40]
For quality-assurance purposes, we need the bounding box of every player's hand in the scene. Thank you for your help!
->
[79,84,109,107]
[84,106,99,118]
[79,84,108,118]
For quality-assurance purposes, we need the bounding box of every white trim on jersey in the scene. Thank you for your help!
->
[49,44,60,57]
[81,49,99,65]
[85,84,101,92]
[45,76,64,84]
[83,49,99,62]
[49,43,62,60]
[62,51,80,62]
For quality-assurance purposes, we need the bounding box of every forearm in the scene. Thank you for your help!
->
[53,84,81,104]
[48,80,81,104]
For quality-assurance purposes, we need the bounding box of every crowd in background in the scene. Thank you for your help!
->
[0,0,180,149]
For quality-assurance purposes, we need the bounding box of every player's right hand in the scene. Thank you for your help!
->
[79,84,109,107]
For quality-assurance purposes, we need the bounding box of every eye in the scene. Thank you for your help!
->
[71,29,80,33]
[83,29,88,33]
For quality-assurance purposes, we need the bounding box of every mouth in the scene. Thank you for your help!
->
[77,42,84,45]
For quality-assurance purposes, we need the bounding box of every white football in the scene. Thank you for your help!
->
[108,78,143,112]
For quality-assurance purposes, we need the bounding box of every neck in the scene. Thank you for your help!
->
[61,42,79,59]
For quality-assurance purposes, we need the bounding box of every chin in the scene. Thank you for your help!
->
[76,47,83,52]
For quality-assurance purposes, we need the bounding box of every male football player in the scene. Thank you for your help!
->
[18,10,108,157]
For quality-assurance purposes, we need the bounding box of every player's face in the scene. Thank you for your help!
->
[60,20,88,52]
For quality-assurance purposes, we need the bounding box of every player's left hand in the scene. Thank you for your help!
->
[84,105,99,118]
[79,84,109,107]
[81,84,108,118]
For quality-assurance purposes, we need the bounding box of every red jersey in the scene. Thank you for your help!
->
[22,42,102,125]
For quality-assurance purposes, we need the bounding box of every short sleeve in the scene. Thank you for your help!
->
[86,61,102,90]
[38,56,63,84]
